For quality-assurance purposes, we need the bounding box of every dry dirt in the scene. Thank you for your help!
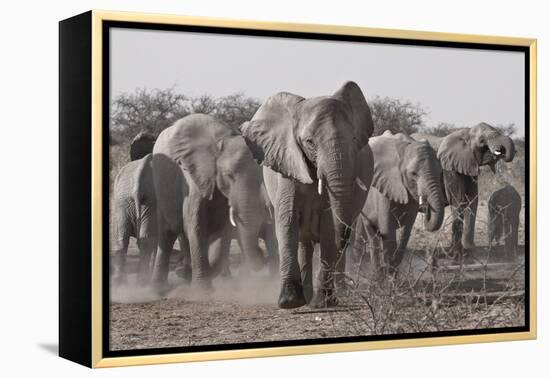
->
[109,206,526,351]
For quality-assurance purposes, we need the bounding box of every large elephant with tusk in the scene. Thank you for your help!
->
[350,131,446,276]
[412,122,516,260]
[240,81,375,309]
[151,114,269,292]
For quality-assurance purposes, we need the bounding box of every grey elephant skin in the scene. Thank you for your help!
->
[112,152,157,285]
[412,123,515,259]
[352,132,445,275]
[176,177,278,280]
[241,81,375,309]
[152,114,269,291]
[488,184,521,260]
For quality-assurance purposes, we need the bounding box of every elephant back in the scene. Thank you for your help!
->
[154,113,240,200]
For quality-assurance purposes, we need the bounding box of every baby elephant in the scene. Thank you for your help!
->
[487,184,521,260]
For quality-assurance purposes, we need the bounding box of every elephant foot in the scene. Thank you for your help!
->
[278,279,306,309]
[175,265,192,284]
[309,289,338,309]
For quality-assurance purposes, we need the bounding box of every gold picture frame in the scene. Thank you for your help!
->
[59,10,537,368]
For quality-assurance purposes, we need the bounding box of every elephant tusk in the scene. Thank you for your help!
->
[493,150,502,156]
[318,179,323,195]
[229,206,236,227]
[419,196,424,206]
[356,177,368,191]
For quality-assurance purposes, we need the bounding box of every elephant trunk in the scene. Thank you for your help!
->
[237,223,265,271]
[320,143,355,250]
[420,174,445,232]
[490,135,516,162]
[501,136,516,162]
[232,191,265,270]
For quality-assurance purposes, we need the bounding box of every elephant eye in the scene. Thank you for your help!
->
[304,138,314,148]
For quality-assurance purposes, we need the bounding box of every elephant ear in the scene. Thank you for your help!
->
[240,92,313,184]
[438,129,478,176]
[369,135,409,204]
[168,115,229,199]
[332,81,374,147]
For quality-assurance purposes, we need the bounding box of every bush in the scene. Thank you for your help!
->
[369,96,428,136]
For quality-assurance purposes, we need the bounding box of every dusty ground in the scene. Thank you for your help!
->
[109,206,526,351]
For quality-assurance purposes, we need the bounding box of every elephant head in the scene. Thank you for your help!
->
[438,122,516,176]
[241,81,374,249]
[371,131,445,231]
[163,114,267,269]
[130,131,156,161]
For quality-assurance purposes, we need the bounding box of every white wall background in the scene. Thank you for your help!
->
[1,0,547,376]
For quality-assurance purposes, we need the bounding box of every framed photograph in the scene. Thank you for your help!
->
[59,10,537,368]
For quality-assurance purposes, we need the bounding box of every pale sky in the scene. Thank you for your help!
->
[110,28,525,136]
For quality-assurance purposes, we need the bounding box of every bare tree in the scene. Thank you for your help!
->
[212,93,261,128]
[370,96,428,136]
[110,87,188,144]
[421,122,464,137]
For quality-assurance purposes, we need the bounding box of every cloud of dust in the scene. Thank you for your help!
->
[110,267,281,305]
[168,268,280,305]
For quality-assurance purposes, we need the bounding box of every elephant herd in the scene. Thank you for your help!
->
[111,81,521,309]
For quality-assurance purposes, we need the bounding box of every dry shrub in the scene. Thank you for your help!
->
[333,196,525,336]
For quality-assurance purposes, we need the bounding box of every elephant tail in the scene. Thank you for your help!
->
[132,153,154,238]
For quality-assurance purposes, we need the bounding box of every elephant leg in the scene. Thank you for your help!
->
[310,211,339,308]
[112,209,131,285]
[187,227,214,290]
[352,218,372,275]
[275,182,305,309]
[208,228,231,278]
[364,224,381,276]
[462,179,478,250]
[136,237,156,286]
[511,215,519,258]
[236,238,251,278]
[264,225,279,278]
[391,219,414,272]
[152,225,177,293]
[175,234,192,284]
[487,210,496,250]
[505,216,519,261]
[298,240,314,303]
[450,205,465,264]
[382,230,398,278]
[335,222,354,292]
[112,236,129,285]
